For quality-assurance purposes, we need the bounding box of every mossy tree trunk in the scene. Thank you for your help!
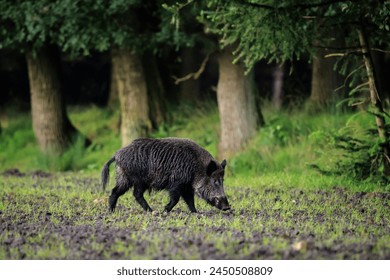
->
[357,26,390,175]
[111,49,151,147]
[309,48,342,109]
[309,27,344,111]
[26,46,78,154]
[217,46,262,159]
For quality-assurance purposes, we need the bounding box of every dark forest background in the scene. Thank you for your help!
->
[1,0,389,185]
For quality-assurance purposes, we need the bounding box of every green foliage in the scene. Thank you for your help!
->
[56,0,147,56]
[0,0,181,56]
[160,0,202,49]
[160,0,219,55]
[0,106,121,172]
[312,112,390,184]
[66,106,121,171]
[201,0,312,68]
[228,108,344,175]
[199,0,390,70]
[0,0,58,51]
[0,112,38,169]
[35,134,87,171]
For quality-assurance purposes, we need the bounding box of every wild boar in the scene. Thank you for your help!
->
[102,137,230,213]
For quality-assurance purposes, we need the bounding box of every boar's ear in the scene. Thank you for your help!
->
[206,160,218,176]
[221,159,227,169]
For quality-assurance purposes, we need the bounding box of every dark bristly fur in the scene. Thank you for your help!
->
[102,137,230,213]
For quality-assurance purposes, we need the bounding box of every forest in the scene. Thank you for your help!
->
[0,0,389,260]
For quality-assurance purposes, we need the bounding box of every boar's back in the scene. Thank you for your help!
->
[115,138,212,190]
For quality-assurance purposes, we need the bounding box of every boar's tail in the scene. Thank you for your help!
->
[102,157,115,191]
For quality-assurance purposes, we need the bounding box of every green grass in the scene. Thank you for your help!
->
[226,171,382,192]
[0,102,387,191]
[0,106,121,172]
[0,173,389,259]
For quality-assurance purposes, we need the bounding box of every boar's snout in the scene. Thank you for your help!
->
[212,196,230,211]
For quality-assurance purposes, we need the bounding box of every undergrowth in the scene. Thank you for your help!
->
[0,102,388,191]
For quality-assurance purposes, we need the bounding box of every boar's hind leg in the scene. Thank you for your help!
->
[164,190,181,212]
[109,183,130,212]
[181,189,197,213]
[133,184,153,212]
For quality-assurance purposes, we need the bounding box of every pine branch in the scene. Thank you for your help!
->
[324,51,362,58]
[241,1,274,10]
[314,45,390,56]
[242,0,351,10]
[291,0,351,10]
[335,64,365,92]
[312,45,361,51]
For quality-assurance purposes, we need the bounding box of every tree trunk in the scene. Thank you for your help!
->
[309,26,345,111]
[178,47,200,103]
[272,63,285,110]
[217,46,261,159]
[143,53,166,129]
[309,48,341,109]
[111,49,151,147]
[358,26,390,175]
[108,55,119,110]
[26,47,78,154]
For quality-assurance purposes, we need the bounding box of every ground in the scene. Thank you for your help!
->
[0,170,389,260]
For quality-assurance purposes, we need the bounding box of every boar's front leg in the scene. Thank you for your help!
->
[133,183,153,212]
[181,188,197,213]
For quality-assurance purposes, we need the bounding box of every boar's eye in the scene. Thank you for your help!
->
[213,178,222,187]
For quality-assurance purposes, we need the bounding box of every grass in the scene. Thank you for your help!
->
[0,106,120,172]
[0,173,389,259]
